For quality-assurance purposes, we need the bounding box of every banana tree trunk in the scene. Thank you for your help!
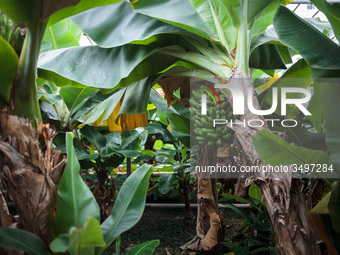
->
[0,114,66,245]
[181,147,224,252]
[230,72,323,254]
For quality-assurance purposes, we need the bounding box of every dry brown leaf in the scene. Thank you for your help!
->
[158,77,190,107]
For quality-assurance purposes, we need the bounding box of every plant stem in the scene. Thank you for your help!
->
[235,0,250,77]
[116,235,121,255]
[10,0,46,125]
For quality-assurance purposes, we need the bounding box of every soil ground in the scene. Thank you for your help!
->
[105,207,243,255]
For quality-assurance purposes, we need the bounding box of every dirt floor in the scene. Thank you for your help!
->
[105,207,243,255]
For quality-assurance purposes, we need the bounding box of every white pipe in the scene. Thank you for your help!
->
[117,172,175,176]
[145,203,251,209]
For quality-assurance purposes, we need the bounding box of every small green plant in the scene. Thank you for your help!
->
[0,132,159,255]
[221,183,275,255]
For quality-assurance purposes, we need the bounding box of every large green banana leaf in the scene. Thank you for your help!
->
[38,0,292,91]
[47,0,124,26]
[310,0,340,42]
[321,82,340,173]
[56,133,100,235]
[221,0,285,28]
[0,0,123,25]
[80,77,155,127]
[253,129,333,179]
[37,42,178,89]
[130,0,213,41]
[70,1,183,48]
[273,6,340,72]
[98,164,153,254]
[0,228,50,255]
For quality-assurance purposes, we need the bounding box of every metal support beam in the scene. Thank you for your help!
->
[126,157,132,177]
[289,0,339,3]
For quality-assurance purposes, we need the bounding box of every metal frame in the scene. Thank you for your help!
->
[289,0,339,3]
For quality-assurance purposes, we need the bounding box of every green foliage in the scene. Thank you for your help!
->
[0,12,26,55]
[50,217,105,255]
[0,36,18,103]
[311,190,340,253]
[222,0,283,28]
[222,184,275,254]
[310,0,340,42]
[38,43,177,89]
[70,1,182,48]
[42,19,81,51]
[273,6,340,73]
[158,174,176,195]
[99,164,153,253]
[321,82,340,173]
[51,133,154,255]
[56,132,100,235]
[329,181,340,233]
[47,0,124,27]
[130,0,213,40]
[253,129,332,179]
[125,240,160,255]
[0,228,50,255]
[0,132,155,255]
[0,0,34,24]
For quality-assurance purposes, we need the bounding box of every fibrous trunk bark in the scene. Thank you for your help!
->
[93,169,116,222]
[0,114,66,245]
[181,147,224,252]
[229,73,323,254]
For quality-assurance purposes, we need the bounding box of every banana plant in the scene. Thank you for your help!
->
[253,3,340,253]
[36,0,321,253]
[0,0,157,250]
[0,133,158,255]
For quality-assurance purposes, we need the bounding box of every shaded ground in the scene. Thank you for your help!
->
[106,207,243,255]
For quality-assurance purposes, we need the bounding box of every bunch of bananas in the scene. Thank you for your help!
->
[0,12,26,56]
[190,85,233,147]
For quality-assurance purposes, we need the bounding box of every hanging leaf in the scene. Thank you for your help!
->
[130,0,213,40]
[38,43,178,89]
[158,77,190,107]
[70,1,182,48]
[167,113,190,134]
[273,6,340,71]
[80,90,125,128]
[48,0,124,26]
[310,0,340,42]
